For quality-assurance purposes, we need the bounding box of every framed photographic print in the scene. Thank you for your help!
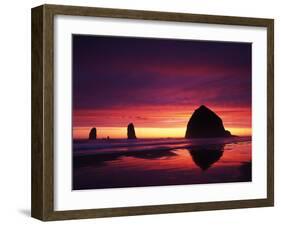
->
[31,4,274,221]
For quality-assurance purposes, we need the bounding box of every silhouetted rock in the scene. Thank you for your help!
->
[89,127,97,140]
[188,144,224,170]
[127,123,137,139]
[225,130,231,137]
[185,105,232,138]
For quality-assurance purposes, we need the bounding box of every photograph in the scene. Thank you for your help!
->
[72,35,252,190]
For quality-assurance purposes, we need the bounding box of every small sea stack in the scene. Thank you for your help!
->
[89,127,97,140]
[185,105,231,138]
[127,123,137,139]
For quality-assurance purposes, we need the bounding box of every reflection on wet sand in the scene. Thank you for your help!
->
[74,145,225,171]
[73,140,252,190]
[188,144,224,170]
[73,149,178,168]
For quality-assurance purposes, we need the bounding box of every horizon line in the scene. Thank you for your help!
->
[73,126,252,139]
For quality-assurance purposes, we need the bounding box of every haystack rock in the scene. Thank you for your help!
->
[127,123,137,139]
[89,127,97,140]
[185,105,231,138]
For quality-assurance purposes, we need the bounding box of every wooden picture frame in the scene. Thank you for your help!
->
[31,4,274,221]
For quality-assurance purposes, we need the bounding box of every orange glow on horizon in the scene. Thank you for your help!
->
[73,126,252,139]
[73,105,251,139]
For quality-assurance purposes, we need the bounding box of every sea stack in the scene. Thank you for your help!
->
[185,105,231,138]
[89,127,97,140]
[127,123,137,139]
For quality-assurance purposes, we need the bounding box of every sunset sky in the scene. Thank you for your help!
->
[72,35,252,139]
